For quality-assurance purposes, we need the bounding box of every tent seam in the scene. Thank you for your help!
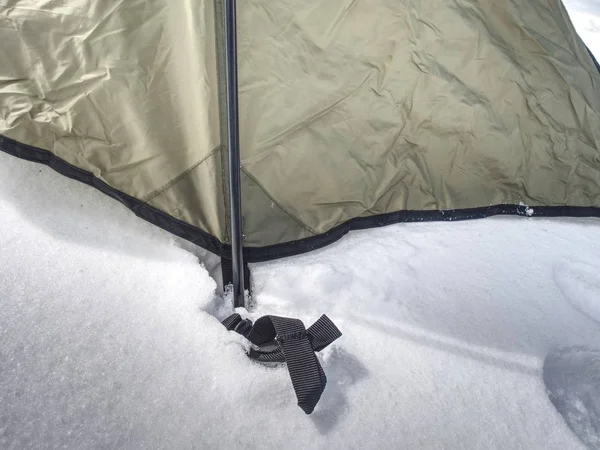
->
[142,144,222,203]
[241,166,318,236]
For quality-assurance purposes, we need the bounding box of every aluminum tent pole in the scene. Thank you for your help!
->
[223,0,245,308]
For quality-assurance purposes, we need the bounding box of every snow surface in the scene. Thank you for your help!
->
[544,346,600,449]
[563,0,600,58]
[1,6,600,449]
[3,153,600,449]
[555,261,600,324]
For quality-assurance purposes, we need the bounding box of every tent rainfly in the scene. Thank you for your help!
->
[1,0,600,413]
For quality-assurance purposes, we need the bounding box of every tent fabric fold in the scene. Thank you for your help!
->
[1,0,600,261]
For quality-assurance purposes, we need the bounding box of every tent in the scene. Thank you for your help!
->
[2,0,600,414]
[2,0,600,294]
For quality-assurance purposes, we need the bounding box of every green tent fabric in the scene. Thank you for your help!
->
[1,0,600,262]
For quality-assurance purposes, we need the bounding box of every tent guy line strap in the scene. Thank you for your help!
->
[223,0,245,308]
[222,313,342,414]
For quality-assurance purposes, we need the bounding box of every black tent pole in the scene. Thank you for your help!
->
[224,0,245,308]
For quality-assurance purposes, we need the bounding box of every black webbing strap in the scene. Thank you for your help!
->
[222,313,342,414]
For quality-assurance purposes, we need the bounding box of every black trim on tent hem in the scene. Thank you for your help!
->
[0,135,226,257]
[2,134,600,264]
[248,203,600,262]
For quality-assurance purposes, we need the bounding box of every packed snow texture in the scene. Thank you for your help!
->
[2,5,600,448]
[544,347,600,449]
[555,261,600,323]
[3,152,600,449]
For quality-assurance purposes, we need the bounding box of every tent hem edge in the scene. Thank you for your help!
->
[2,134,600,264]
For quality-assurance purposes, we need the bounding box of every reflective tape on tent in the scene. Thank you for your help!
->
[1,0,600,413]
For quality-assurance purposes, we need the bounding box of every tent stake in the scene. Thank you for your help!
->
[224,0,245,308]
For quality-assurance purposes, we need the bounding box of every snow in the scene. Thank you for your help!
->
[519,202,534,217]
[544,347,600,449]
[3,152,600,449]
[1,5,600,449]
[563,0,600,58]
[554,261,600,323]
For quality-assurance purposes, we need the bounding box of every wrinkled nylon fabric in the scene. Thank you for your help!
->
[0,0,225,240]
[1,0,600,249]
[238,0,600,246]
